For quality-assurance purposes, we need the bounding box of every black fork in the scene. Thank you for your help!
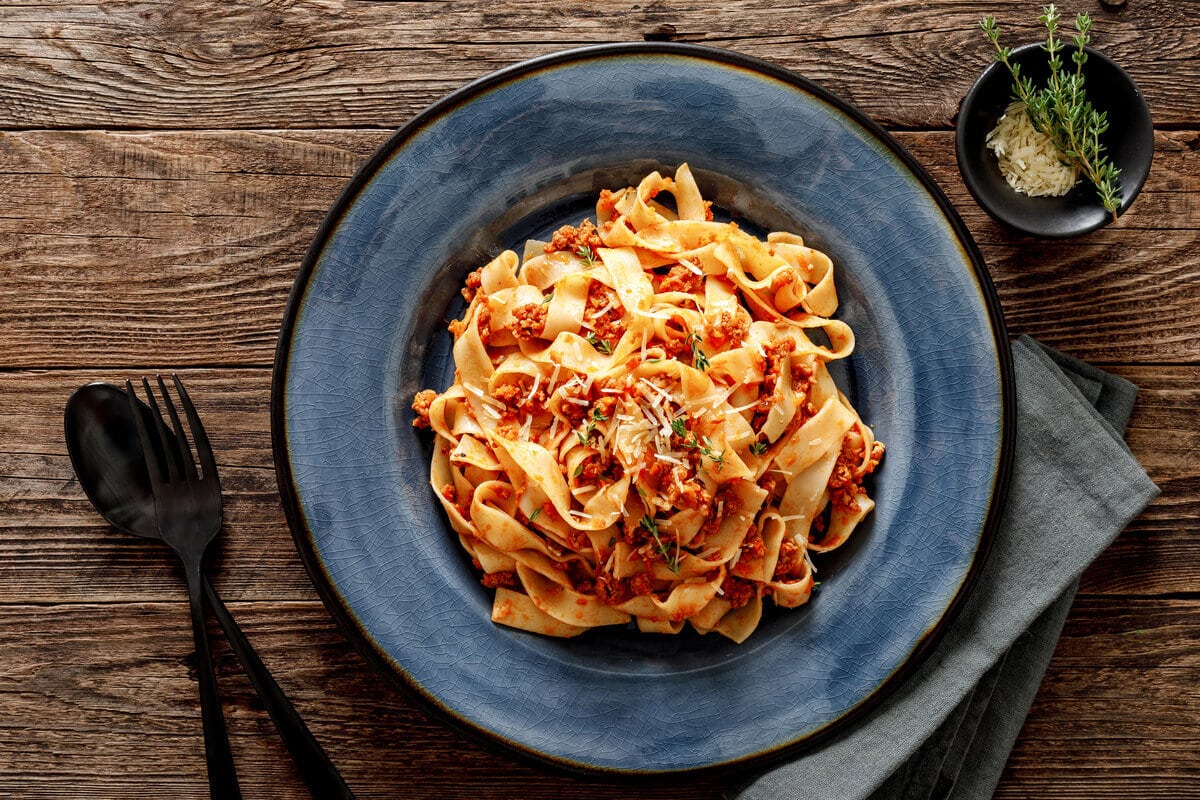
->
[127,375,240,799]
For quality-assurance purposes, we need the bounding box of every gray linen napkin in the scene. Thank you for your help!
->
[735,336,1159,800]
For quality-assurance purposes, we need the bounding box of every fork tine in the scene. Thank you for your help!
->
[142,377,181,483]
[157,375,198,481]
[173,374,218,483]
[126,379,165,491]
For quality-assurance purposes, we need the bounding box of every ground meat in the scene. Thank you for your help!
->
[751,338,798,428]
[721,575,756,609]
[660,330,690,358]
[411,389,437,428]
[578,455,604,482]
[699,483,744,537]
[595,573,632,605]
[829,437,886,511]
[703,200,714,221]
[664,465,710,511]
[629,572,654,596]
[565,529,591,553]
[477,304,493,345]
[739,527,767,560]
[481,570,518,589]
[461,268,483,302]
[558,381,591,424]
[545,219,604,258]
[792,360,814,389]
[706,311,750,349]
[769,268,798,292]
[508,303,547,340]
[447,318,467,337]
[440,483,456,504]
[772,539,802,580]
[593,395,617,419]
[659,264,703,294]
[585,281,626,343]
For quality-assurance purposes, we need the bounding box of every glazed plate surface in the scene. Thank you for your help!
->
[272,43,1013,776]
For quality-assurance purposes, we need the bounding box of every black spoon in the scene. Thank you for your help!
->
[64,381,355,800]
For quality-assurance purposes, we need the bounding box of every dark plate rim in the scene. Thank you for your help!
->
[270,41,1015,781]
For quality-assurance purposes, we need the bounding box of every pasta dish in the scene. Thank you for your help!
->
[412,165,883,643]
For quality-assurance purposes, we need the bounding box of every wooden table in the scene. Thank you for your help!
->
[1,2,1196,797]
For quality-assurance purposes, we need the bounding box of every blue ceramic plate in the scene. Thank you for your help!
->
[272,43,1013,777]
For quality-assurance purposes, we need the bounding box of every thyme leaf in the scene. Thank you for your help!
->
[575,245,597,267]
[639,514,680,573]
[685,331,710,371]
[586,333,612,354]
[981,5,1121,220]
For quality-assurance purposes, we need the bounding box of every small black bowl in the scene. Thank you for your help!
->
[956,43,1153,238]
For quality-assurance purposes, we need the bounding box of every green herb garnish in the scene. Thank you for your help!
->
[639,514,680,573]
[528,508,542,522]
[540,292,554,305]
[685,331,710,371]
[980,5,1121,220]
[749,440,769,456]
[586,333,612,354]
[576,420,598,447]
[575,245,597,267]
[669,417,725,471]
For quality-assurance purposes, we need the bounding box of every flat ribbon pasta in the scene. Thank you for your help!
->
[413,164,884,643]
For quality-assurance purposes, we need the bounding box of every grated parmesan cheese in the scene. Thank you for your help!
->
[986,101,1079,197]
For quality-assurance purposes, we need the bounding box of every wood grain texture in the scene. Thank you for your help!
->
[2,1,1196,796]
[0,129,1197,368]
[0,1,1196,130]
[2,598,1198,799]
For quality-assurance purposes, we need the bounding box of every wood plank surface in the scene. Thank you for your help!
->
[1,1,1196,797]
[3,598,1198,798]
[0,1,1195,130]
[1,129,1197,368]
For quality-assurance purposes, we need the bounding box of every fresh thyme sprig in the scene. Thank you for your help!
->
[639,514,681,573]
[575,245,597,267]
[980,5,1122,220]
[574,408,608,448]
[585,332,612,354]
[685,331,710,371]
[575,419,598,447]
[669,417,726,471]
[749,439,769,456]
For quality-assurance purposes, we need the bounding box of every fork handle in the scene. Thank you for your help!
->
[202,576,357,799]
[185,562,243,800]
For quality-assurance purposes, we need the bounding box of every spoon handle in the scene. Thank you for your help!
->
[202,576,357,799]
[185,563,243,799]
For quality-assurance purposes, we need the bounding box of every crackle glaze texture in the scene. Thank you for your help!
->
[277,46,1007,774]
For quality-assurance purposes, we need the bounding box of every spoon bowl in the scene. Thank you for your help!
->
[65,382,164,540]
[64,381,356,799]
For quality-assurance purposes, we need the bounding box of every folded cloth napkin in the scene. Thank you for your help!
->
[735,336,1160,800]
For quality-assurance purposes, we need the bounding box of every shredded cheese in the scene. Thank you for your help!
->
[986,101,1079,197]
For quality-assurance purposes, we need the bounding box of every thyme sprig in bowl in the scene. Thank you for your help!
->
[956,7,1153,238]
[982,7,1121,219]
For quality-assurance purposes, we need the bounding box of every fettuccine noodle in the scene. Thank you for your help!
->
[412,165,884,643]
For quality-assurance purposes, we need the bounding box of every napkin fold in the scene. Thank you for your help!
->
[736,336,1159,800]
